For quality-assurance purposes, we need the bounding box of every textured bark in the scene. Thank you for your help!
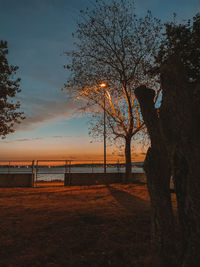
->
[136,56,200,266]
[160,58,200,267]
[135,86,175,259]
[173,150,188,252]
[124,135,132,183]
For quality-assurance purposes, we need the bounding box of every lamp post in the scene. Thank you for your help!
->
[100,82,107,173]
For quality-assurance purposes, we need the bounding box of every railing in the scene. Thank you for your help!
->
[0,161,35,187]
[0,160,35,174]
[0,160,144,185]
[67,160,144,174]
[35,160,70,183]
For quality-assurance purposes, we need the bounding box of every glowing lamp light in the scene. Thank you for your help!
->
[100,82,106,87]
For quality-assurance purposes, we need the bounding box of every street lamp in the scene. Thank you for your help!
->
[100,82,107,173]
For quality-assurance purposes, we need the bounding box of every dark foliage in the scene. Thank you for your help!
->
[155,13,200,84]
[0,41,24,138]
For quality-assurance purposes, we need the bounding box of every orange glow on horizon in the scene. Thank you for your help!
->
[0,136,146,163]
[0,151,145,164]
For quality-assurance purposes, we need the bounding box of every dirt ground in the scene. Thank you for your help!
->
[0,183,177,267]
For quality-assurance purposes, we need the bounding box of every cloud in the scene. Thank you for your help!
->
[1,135,84,143]
[52,135,83,138]
[2,137,44,143]
[15,96,80,132]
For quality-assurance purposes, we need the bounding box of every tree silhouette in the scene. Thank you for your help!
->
[64,0,161,180]
[136,13,200,266]
[0,41,24,138]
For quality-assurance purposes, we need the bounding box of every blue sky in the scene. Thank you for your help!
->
[0,0,199,161]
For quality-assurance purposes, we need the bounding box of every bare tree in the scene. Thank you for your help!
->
[64,0,161,181]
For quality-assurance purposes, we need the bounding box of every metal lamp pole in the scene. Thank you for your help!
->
[100,82,107,173]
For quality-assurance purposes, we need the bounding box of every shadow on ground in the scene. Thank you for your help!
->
[106,184,150,213]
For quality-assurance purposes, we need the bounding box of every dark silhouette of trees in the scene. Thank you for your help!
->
[135,14,200,266]
[64,0,161,181]
[0,41,24,138]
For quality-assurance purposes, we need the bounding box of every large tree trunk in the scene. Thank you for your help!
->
[124,135,132,183]
[182,152,200,267]
[173,150,188,257]
[135,86,175,263]
[145,148,174,250]
[135,57,200,266]
[177,143,200,267]
[160,59,200,267]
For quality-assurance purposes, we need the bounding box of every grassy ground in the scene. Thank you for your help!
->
[0,183,176,266]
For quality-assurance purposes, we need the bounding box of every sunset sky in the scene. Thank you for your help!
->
[0,0,199,162]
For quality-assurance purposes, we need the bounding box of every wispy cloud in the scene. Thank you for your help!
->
[1,135,84,144]
[15,96,80,132]
[2,137,44,143]
[52,135,83,138]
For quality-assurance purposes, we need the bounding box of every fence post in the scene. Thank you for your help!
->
[117,159,120,173]
[35,160,38,186]
[65,160,67,174]
[32,160,35,187]
[92,161,93,173]
[64,160,67,186]
[69,160,71,185]
[8,161,10,174]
